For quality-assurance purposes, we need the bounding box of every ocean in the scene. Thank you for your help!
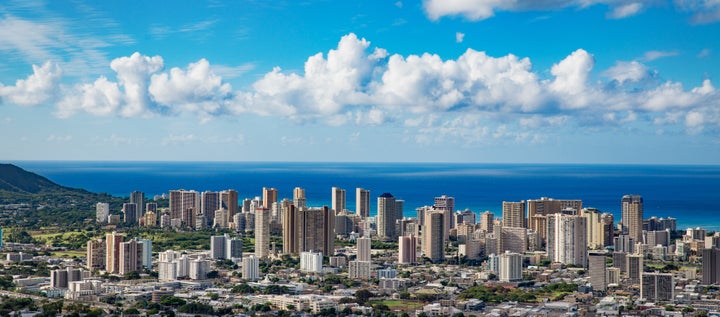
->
[11,161,720,231]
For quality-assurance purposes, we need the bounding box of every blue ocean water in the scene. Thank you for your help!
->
[11,161,720,231]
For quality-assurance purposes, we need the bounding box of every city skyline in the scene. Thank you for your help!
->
[0,1,719,163]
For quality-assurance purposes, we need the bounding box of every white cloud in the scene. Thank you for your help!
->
[110,52,164,117]
[0,62,61,106]
[697,48,712,58]
[456,32,465,43]
[608,2,643,19]
[642,50,679,61]
[549,49,597,108]
[603,61,649,83]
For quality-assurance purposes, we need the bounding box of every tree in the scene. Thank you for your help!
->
[355,289,373,305]
[159,295,186,308]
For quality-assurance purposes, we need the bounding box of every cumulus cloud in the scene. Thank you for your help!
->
[455,32,465,43]
[0,62,61,106]
[3,32,719,144]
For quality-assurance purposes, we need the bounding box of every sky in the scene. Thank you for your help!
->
[0,0,719,164]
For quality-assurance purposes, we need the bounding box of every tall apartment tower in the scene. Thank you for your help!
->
[130,190,145,219]
[702,248,720,285]
[297,206,335,256]
[502,201,526,228]
[434,195,455,237]
[480,211,495,233]
[356,236,371,262]
[398,235,417,264]
[262,187,278,208]
[96,203,109,223]
[282,204,298,255]
[119,239,143,275]
[331,187,346,214]
[588,252,607,291]
[622,195,644,243]
[105,232,123,273]
[201,191,221,227]
[601,213,615,248]
[293,187,306,209]
[123,203,138,225]
[220,190,239,220]
[356,188,370,218]
[499,251,523,282]
[423,210,445,263]
[583,208,605,250]
[87,239,106,271]
[377,193,397,240]
[242,255,260,281]
[527,197,583,217]
[641,272,674,302]
[210,235,226,259]
[255,207,271,258]
[627,253,644,285]
[169,190,200,227]
[547,213,588,267]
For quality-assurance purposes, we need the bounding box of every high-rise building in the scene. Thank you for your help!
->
[395,199,404,223]
[123,203,138,225]
[527,197,583,218]
[502,201,526,228]
[480,211,495,233]
[119,240,143,275]
[242,255,260,281]
[356,237,371,262]
[612,252,627,272]
[87,239,106,271]
[627,253,644,285]
[96,203,109,223]
[201,191,221,228]
[348,260,371,279]
[614,235,635,254]
[377,193,397,240]
[105,232,123,273]
[220,190,239,220]
[300,251,323,273]
[434,195,455,237]
[499,251,523,282]
[588,252,607,291]
[169,190,200,227]
[130,191,145,220]
[255,207,271,258]
[297,206,335,256]
[398,235,417,264]
[262,187,278,209]
[456,209,476,226]
[702,248,720,285]
[601,213,614,248]
[282,204,298,255]
[423,209,445,263]
[331,187,346,214]
[547,213,587,267]
[356,188,370,218]
[583,208,605,250]
[137,238,152,269]
[293,187,306,209]
[641,272,674,301]
[622,195,643,243]
[226,236,243,259]
[499,227,528,254]
[189,258,209,280]
[210,235,226,259]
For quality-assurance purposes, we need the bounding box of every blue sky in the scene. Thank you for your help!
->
[0,0,719,163]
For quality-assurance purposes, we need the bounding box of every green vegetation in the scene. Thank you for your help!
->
[367,300,424,312]
[459,282,578,303]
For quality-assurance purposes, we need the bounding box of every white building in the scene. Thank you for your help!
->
[96,203,110,223]
[243,255,260,281]
[189,258,210,280]
[300,251,323,273]
[348,260,371,279]
[499,251,523,282]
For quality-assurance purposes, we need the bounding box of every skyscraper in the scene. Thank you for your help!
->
[87,238,106,271]
[641,272,674,301]
[622,195,643,243]
[434,195,455,236]
[169,190,200,227]
[130,190,145,220]
[499,251,523,282]
[282,204,298,255]
[119,239,143,275]
[242,255,260,281]
[502,201,526,228]
[627,253,644,285]
[499,227,528,254]
[220,190,239,220]
[297,206,335,256]
[262,187,278,209]
[547,213,588,267]
[106,232,123,273]
[123,203,138,225]
[702,248,720,285]
[588,252,607,291]
[96,202,109,223]
[201,191,221,228]
[583,208,604,250]
[255,207,271,258]
[356,188,370,218]
[398,235,417,264]
[377,193,397,240]
[480,211,495,233]
[356,236,371,262]
[331,187,346,214]
[293,187,306,209]
[527,197,583,218]
[423,209,445,263]
[210,235,226,259]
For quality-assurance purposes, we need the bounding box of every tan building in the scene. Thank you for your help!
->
[105,232,123,273]
[297,206,335,256]
[622,195,643,243]
[356,188,370,218]
[87,239,106,271]
[377,193,397,240]
[255,206,271,258]
[119,240,143,275]
[293,187,306,209]
[434,195,455,238]
[547,214,587,267]
[527,197,583,218]
[356,237,371,262]
[480,211,494,233]
[282,204,298,255]
[423,209,445,263]
[220,190,239,220]
[502,201,526,228]
[169,190,200,225]
[398,235,417,264]
[262,187,278,209]
[583,208,605,250]
[331,187,346,214]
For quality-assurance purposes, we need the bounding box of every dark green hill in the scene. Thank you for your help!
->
[0,163,75,194]
[0,163,124,229]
